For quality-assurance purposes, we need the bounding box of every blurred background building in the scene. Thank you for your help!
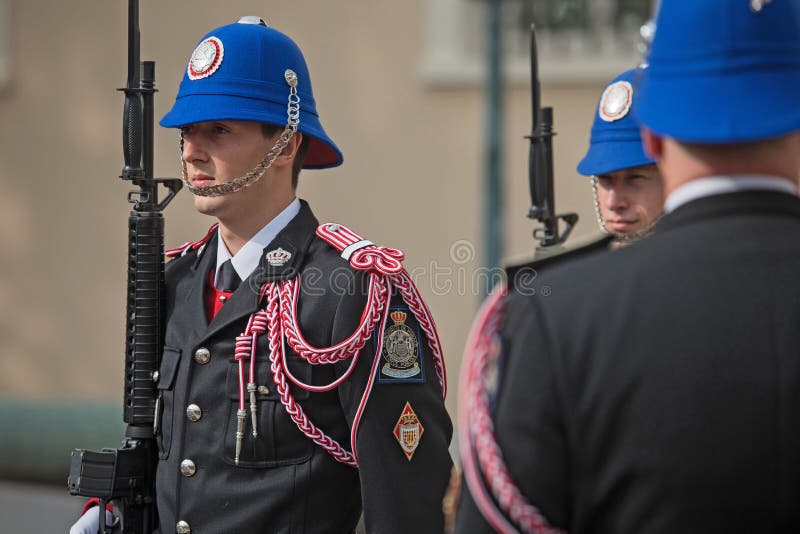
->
[0,0,652,528]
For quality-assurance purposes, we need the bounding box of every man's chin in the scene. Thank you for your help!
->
[193,196,222,216]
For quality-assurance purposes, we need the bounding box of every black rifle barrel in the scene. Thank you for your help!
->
[529,24,541,155]
[526,24,577,248]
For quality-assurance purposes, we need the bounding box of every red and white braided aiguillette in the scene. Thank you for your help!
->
[458,285,564,534]
[219,222,447,469]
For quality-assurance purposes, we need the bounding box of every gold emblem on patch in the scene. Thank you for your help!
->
[382,310,421,379]
[393,402,424,461]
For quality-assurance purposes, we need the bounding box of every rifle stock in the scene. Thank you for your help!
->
[68,2,182,532]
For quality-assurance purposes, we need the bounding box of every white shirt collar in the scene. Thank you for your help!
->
[215,197,301,286]
[664,175,798,213]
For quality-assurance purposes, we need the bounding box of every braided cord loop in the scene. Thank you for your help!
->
[459,286,564,534]
[280,273,388,365]
[350,245,405,275]
[265,282,358,467]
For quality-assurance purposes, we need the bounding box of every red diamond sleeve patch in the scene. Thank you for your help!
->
[393,401,424,461]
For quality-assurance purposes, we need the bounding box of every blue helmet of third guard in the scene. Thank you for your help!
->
[636,0,800,143]
[577,68,654,177]
[160,16,342,169]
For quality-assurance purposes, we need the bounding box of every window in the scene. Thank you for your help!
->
[419,0,656,86]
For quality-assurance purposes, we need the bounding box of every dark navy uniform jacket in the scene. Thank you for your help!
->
[456,191,800,533]
[157,200,453,533]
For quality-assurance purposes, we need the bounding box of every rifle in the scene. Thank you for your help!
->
[67,1,182,532]
[525,24,577,250]
[505,24,594,286]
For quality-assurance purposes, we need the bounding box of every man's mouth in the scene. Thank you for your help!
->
[606,219,638,231]
[192,174,215,187]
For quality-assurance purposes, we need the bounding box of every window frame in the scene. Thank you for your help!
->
[418,0,653,87]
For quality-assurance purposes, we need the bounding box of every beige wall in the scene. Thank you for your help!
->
[0,0,606,419]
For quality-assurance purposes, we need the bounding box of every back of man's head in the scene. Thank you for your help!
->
[654,135,800,189]
[635,0,800,186]
[636,1,800,144]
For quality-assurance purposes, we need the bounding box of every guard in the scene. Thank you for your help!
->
[577,67,664,247]
[72,16,453,534]
[454,1,800,532]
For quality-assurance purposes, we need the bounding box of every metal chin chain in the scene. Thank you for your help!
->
[590,176,611,235]
[180,68,301,198]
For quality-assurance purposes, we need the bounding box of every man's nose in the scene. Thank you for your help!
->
[182,135,208,163]
[605,188,629,211]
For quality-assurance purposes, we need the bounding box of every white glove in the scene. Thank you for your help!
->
[69,506,114,534]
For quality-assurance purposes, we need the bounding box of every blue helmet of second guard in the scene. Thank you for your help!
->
[577,67,654,177]
[635,0,800,143]
[160,16,342,169]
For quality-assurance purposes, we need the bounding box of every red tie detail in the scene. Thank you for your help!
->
[205,268,234,321]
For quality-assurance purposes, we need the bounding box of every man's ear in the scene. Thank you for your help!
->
[641,128,663,160]
[284,132,302,157]
[274,132,303,167]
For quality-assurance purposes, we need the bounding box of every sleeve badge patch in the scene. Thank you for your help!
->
[393,402,424,461]
[378,308,425,383]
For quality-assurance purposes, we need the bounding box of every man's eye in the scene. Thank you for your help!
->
[213,125,229,134]
[180,126,193,135]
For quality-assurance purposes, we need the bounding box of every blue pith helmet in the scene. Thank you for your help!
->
[577,68,654,177]
[635,0,800,143]
[160,16,342,169]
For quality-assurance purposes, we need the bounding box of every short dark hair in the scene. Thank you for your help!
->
[260,123,310,189]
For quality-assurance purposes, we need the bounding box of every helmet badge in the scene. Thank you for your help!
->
[598,80,633,123]
[188,36,224,80]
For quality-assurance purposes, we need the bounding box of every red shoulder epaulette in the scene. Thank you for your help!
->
[316,222,405,275]
[165,223,219,260]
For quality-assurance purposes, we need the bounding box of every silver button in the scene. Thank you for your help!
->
[180,459,196,477]
[176,520,191,534]
[328,223,340,232]
[193,348,210,364]
[152,370,160,382]
[186,404,202,422]
[257,385,270,396]
[219,295,227,303]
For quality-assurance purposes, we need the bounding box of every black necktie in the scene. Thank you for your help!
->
[216,259,241,292]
